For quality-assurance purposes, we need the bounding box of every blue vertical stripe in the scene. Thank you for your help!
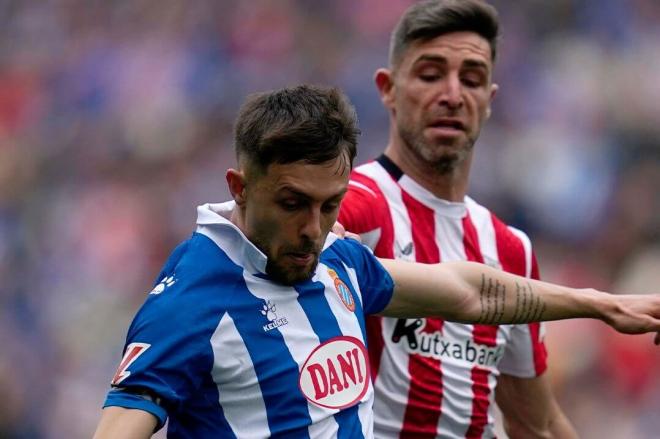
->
[295,278,342,342]
[221,255,311,438]
[295,265,365,439]
[328,262,368,342]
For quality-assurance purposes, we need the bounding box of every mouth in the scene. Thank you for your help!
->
[428,118,465,133]
[286,252,317,266]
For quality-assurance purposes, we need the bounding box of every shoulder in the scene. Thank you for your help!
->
[339,164,394,230]
[138,233,242,322]
[323,236,373,265]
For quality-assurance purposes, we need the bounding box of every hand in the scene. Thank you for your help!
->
[601,293,660,344]
[331,221,362,242]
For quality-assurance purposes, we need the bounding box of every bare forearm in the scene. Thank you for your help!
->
[547,408,578,439]
[497,374,578,439]
[93,407,157,439]
[468,267,599,325]
[380,259,660,336]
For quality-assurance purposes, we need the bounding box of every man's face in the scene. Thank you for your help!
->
[384,31,497,172]
[243,156,350,285]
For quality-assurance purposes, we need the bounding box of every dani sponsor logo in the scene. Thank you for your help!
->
[299,336,370,409]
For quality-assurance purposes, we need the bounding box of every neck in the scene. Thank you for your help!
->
[230,205,247,234]
[383,141,472,202]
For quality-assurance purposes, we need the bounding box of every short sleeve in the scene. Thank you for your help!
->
[498,251,548,377]
[326,238,394,315]
[497,322,548,377]
[339,172,395,255]
[103,235,225,419]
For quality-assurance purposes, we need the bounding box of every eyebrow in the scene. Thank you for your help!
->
[413,54,490,72]
[277,186,347,201]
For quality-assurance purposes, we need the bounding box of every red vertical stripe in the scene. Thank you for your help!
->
[365,315,385,380]
[464,214,499,347]
[529,253,548,375]
[463,213,498,437]
[492,216,548,375]
[529,322,547,375]
[490,216,526,276]
[340,171,396,381]
[400,191,444,438]
[341,172,395,259]
[465,367,492,439]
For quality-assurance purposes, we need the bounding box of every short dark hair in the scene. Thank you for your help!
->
[390,0,500,67]
[234,85,360,173]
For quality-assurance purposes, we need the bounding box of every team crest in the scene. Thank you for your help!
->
[328,268,355,312]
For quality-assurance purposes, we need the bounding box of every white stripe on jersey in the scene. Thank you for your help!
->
[371,317,412,435]
[313,263,375,438]
[211,313,271,438]
[509,226,533,278]
[465,196,498,268]
[348,180,377,198]
[241,271,340,434]
[433,208,474,438]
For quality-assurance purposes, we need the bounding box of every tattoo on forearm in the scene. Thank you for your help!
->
[477,273,506,324]
[511,281,546,324]
[478,275,547,324]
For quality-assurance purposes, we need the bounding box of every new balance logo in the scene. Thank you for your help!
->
[483,255,502,270]
[399,242,414,256]
[262,300,288,332]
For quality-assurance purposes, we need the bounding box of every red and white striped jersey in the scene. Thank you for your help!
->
[338,156,548,439]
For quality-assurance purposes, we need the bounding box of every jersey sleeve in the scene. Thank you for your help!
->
[103,236,224,426]
[329,238,395,315]
[498,251,548,377]
[338,172,393,253]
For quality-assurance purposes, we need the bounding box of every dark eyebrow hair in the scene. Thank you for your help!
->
[412,54,490,72]
[277,186,347,201]
[462,59,490,71]
[413,54,448,66]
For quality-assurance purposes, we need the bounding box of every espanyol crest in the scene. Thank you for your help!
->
[298,336,370,409]
[327,268,355,312]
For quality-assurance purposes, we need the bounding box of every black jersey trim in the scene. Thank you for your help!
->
[376,154,404,181]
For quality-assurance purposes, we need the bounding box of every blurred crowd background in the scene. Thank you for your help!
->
[0,0,658,437]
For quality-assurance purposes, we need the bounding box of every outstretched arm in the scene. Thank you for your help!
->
[495,373,578,439]
[93,407,157,439]
[379,259,660,341]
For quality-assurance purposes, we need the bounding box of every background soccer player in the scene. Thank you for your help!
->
[337,1,576,437]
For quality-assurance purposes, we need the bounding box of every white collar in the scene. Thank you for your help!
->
[195,201,339,275]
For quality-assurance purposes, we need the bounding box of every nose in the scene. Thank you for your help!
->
[300,207,323,242]
[438,74,463,110]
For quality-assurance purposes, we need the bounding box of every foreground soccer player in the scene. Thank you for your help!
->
[93,85,660,438]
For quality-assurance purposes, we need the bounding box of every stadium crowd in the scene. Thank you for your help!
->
[0,1,658,437]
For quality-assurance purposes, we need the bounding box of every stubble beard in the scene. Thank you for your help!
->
[399,122,474,175]
[251,232,320,285]
[265,254,319,286]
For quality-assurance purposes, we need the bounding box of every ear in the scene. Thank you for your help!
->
[374,68,396,109]
[226,168,247,206]
[486,83,499,119]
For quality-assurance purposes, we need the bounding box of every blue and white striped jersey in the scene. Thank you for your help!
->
[104,201,395,438]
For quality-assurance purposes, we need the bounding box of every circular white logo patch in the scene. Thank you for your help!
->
[298,336,370,409]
